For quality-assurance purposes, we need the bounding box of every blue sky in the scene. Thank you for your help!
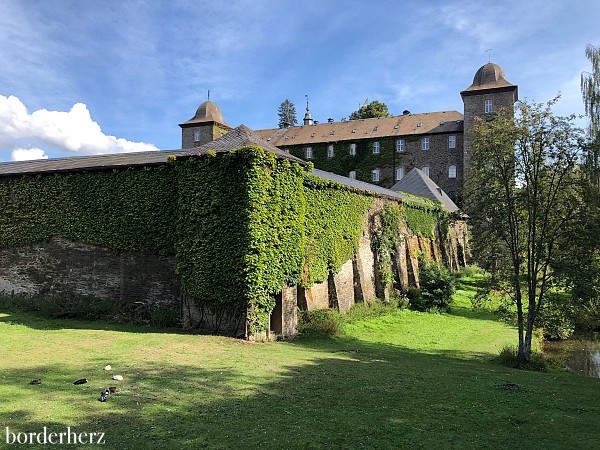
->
[0,0,598,161]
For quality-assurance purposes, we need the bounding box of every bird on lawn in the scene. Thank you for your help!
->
[98,388,110,402]
[29,379,42,385]
[73,378,88,385]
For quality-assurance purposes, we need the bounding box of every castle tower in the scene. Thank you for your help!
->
[179,100,232,148]
[461,63,518,181]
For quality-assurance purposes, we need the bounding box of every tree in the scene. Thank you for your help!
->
[277,99,297,128]
[582,44,600,141]
[349,100,391,120]
[465,98,584,362]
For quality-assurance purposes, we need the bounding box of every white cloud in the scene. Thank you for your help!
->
[0,95,158,161]
[11,148,48,161]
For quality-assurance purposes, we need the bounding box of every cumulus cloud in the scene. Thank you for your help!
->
[0,94,158,161]
[11,148,48,161]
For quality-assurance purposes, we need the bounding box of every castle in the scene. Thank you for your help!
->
[180,62,518,202]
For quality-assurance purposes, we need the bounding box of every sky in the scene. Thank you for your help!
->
[0,0,599,162]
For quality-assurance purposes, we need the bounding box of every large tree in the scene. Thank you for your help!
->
[349,100,391,120]
[465,98,584,362]
[277,99,298,128]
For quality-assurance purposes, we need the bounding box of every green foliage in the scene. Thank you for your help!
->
[302,175,373,286]
[371,203,403,286]
[298,309,343,336]
[581,44,600,140]
[175,146,306,333]
[349,100,391,120]
[278,99,298,128]
[286,136,419,188]
[465,98,584,361]
[402,199,445,238]
[0,166,177,255]
[498,345,547,371]
[537,291,577,340]
[408,256,455,312]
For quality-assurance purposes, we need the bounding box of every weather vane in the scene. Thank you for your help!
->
[485,49,492,63]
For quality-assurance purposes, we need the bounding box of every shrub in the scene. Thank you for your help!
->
[345,294,408,322]
[456,264,485,278]
[409,257,455,312]
[499,345,547,371]
[298,309,343,336]
[538,292,576,340]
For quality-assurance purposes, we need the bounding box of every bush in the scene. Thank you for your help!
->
[409,257,455,312]
[456,264,485,278]
[345,294,408,322]
[498,345,547,371]
[298,309,343,336]
[538,292,576,340]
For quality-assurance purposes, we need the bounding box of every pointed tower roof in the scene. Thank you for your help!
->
[391,168,459,212]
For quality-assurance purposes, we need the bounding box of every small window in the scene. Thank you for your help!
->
[373,142,380,154]
[283,149,290,154]
[305,147,313,159]
[327,145,334,158]
[349,143,356,156]
[349,170,356,180]
[485,99,493,114]
[194,130,201,142]
[422,166,430,177]
[422,137,430,150]
[448,135,456,149]
[371,169,380,182]
[395,166,404,181]
[448,165,457,179]
[396,139,405,152]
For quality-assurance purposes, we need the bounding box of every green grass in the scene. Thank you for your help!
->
[0,276,599,449]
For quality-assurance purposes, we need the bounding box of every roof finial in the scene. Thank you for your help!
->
[208,90,211,101]
[485,49,492,63]
[303,94,313,126]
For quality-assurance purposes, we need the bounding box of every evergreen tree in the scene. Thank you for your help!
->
[278,99,298,128]
[349,100,391,120]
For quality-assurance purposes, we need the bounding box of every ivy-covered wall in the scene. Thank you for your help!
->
[0,144,462,337]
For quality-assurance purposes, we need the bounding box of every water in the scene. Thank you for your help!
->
[544,339,600,378]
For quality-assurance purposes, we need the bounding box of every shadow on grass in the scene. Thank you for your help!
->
[2,334,599,449]
[0,310,202,335]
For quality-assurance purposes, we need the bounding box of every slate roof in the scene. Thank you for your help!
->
[0,125,305,176]
[391,168,459,212]
[255,110,464,147]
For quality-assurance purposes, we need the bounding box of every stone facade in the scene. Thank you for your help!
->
[0,236,180,307]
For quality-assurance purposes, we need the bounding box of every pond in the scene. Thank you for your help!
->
[543,339,600,378]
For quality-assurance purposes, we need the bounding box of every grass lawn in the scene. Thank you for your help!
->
[0,276,599,449]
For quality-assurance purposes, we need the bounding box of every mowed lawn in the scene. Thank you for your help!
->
[1,279,599,449]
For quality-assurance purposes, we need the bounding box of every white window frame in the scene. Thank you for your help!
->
[371,169,380,182]
[395,166,404,181]
[349,143,356,156]
[422,166,430,177]
[448,165,457,179]
[396,139,405,152]
[349,170,356,180]
[422,137,430,150]
[194,130,201,142]
[485,99,493,114]
[327,144,334,158]
[448,135,456,149]
[373,141,380,154]
[305,147,313,159]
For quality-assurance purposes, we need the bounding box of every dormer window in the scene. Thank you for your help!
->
[194,130,201,142]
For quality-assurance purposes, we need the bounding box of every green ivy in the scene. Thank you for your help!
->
[0,144,448,335]
[402,198,448,239]
[371,202,404,286]
[302,175,374,286]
